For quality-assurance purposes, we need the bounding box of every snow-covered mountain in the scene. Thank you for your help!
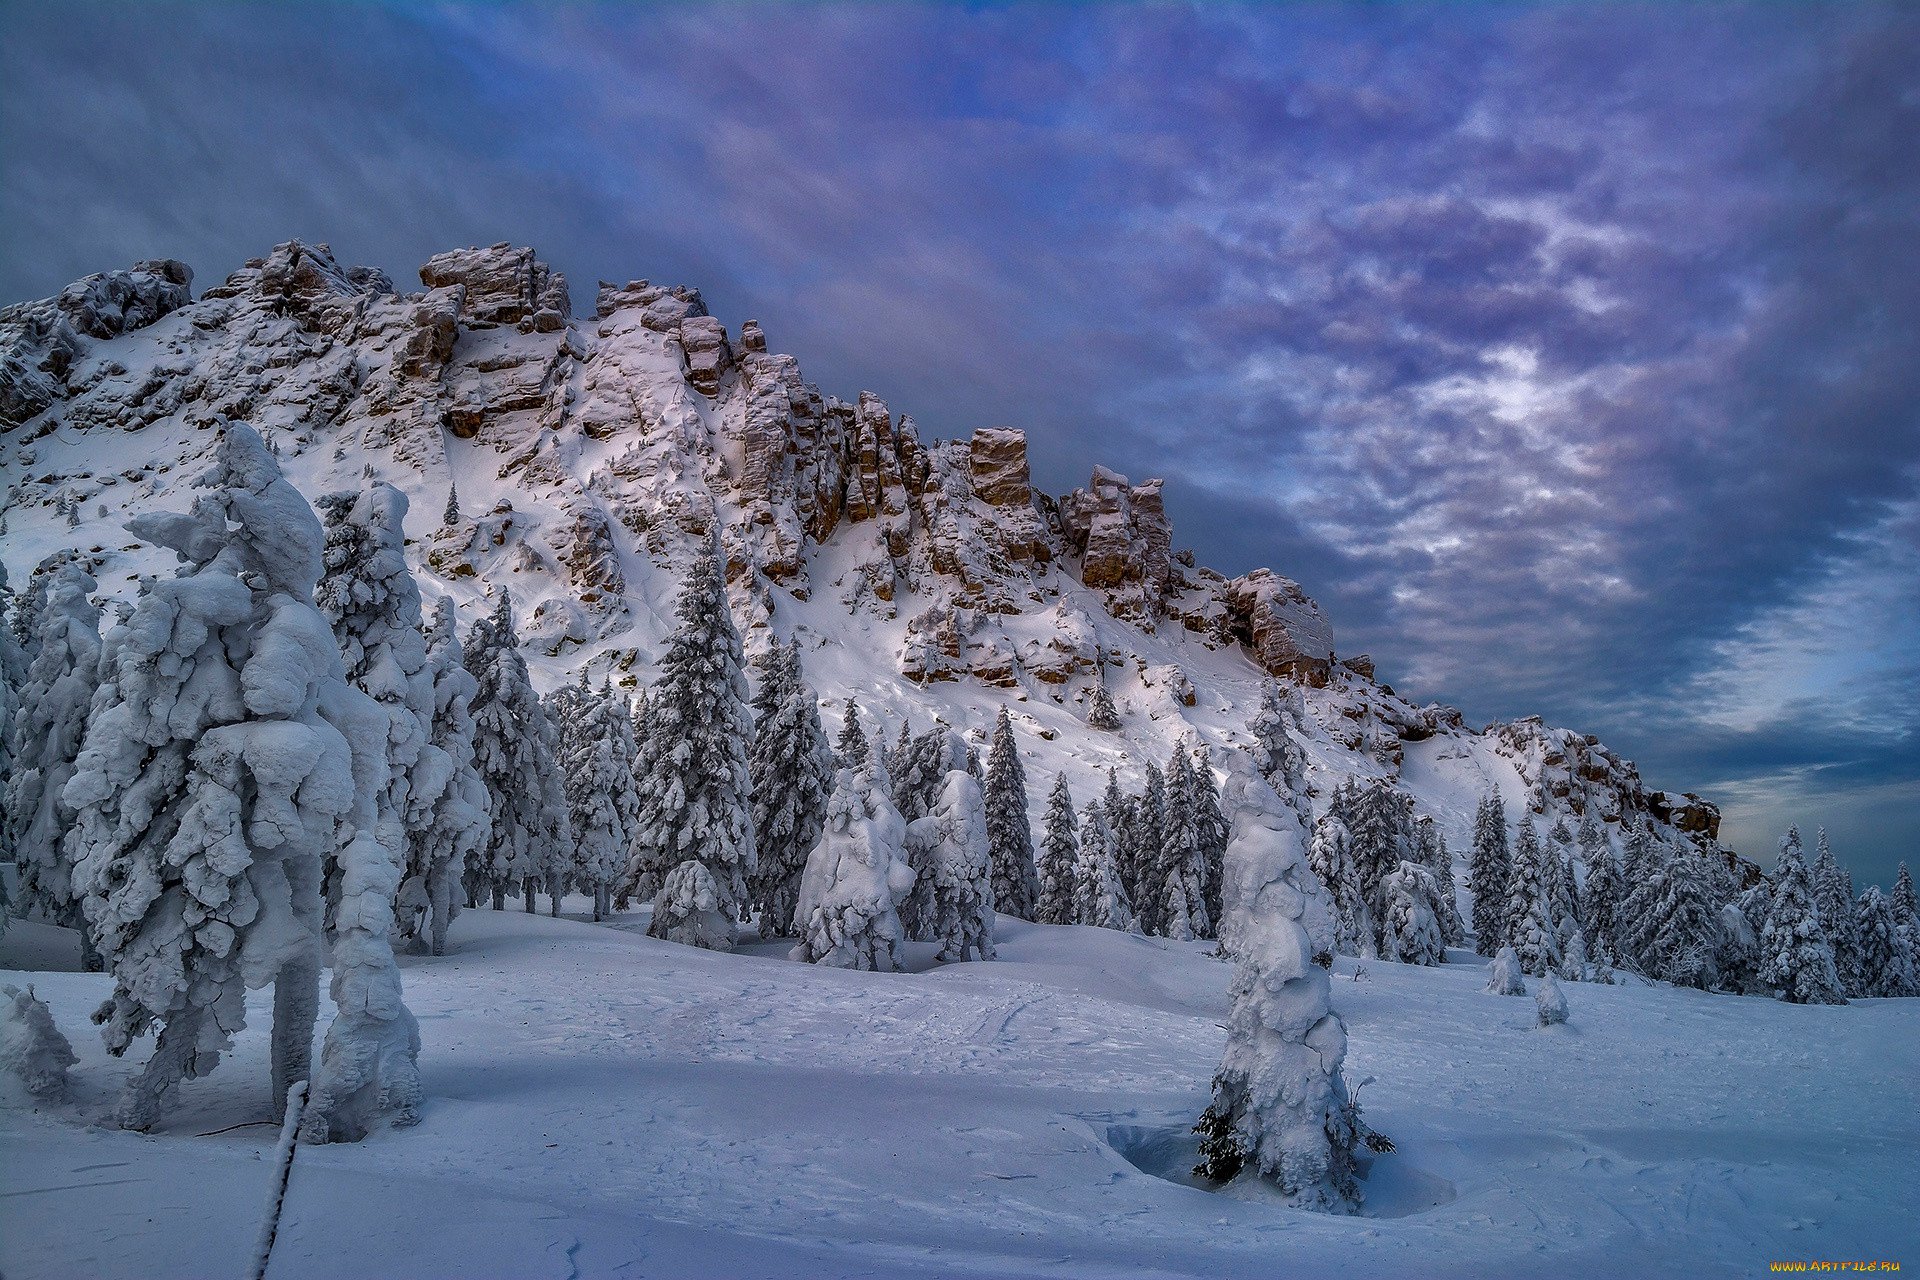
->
[0,240,1741,875]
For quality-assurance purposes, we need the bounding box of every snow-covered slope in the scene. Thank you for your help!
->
[4,906,1914,1278]
[0,240,1734,878]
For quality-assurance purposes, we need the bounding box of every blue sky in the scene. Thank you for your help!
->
[2,2,1914,885]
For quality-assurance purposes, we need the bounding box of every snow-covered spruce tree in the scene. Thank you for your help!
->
[1486,945,1527,995]
[1535,973,1570,1027]
[401,597,488,953]
[1758,828,1847,1004]
[7,561,103,966]
[1086,680,1122,732]
[1190,748,1230,930]
[1468,790,1512,956]
[560,679,637,922]
[1851,887,1917,998]
[65,422,376,1130]
[1810,830,1862,993]
[1129,763,1169,934]
[1504,819,1561,978]
[1635,849,1720,989]
[441,483,459,528]
[747,640,833,936]
[1036,773,1079,925]
[912,769,996,962]
[896,729,968,940]
[0,562,23,937]
[836,699,870,768]
[1893,863,1920,980]
[464,598,566,912]
[1379,860,1447,966]
[1073,800,1138,932]
[614,685,655,910]
[984,707,1038,921]
[1102,768,1138,907]
[1417,816,1465,947]
[1715,883,1771,995]
[1194,763,1360,1211]
[1247,680,1310,809]
[888,717,913,780]
[636,551,756,950]
[1545,818,1581,951]
[1156,747,1206,940]
[1581,825,1625,964]
[893,722,963,824]
[304,481,435,1142]
[790,755,915,969]
[1308,811,1366,956]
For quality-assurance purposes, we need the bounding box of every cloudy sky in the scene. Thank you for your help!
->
[3,2,1915,884]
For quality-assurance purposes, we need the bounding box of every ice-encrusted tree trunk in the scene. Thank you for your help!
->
[1036,773,1079,925]
[304,481,430,1142]
[8,561,103,966]
[1468,790,1511,956]
[984,708,1038,921]
[65,422,371,1130]
[1758,827,1846,1005]
[1379,860,1447,966]
[913,769,996,962]
[1073,800,1137,932]
[790,756,914,969]
[1504,820,1561,978]
[748,640,833,936]
[1194,763,1360,1211]
[560,679,636,922]
[635,551,756,950]
[464,598,564,911]
[403,598,488,953]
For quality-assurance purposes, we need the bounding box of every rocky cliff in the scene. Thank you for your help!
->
[0,240,1736,868]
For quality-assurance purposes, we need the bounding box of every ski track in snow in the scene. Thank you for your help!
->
[3,908,1916,1279]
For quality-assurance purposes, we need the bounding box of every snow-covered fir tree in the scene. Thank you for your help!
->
[1190,748,1230,930]
[836,699,870,768]
[7,561,102,966]
[1486,945,1527,995]
[1468,790,1512,956]
[1129,763,1169,933]
[0,562,22,937]
[892,722,963,824]
[1340,781,1419,951]
[1535,973,1570,1026]
[633,551,756,950]
[1308,810,1366,956]
[747,640,833,936]
[1155,746,1209,941]
[1581,823,1625,964]
[559,678,638,922]
[1086,680,1121,732]
[1247,679,1310,808]
[1036,773,1079,926]
[400,598,488,954]
[1379,860,1447,966]
[1892,863,1920,975]
[464,598,567,912]
[897,728,967,940]
[1544,818,1581,955]
[1073,800,1138,932]
[1758,827,1847,1005]
[1809,830,1862,993]
[1194,763,1360,1211]
[1504,819,1561,978]
[1630,847,1720,989]
[914,768,996,962]
[66,423,378,1130]
[1851,887,1916,998]
[304,481,431,1142]
[790,755,915,970]
[441,483,459,527]
[1715,882,1772,995]
[1417,816,1465,946]
[983,707,1038,921]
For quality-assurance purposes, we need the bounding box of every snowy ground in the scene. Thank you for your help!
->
[3,907,1915,1279]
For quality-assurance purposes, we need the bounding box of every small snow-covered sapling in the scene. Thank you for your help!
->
[1,985,78,1099]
